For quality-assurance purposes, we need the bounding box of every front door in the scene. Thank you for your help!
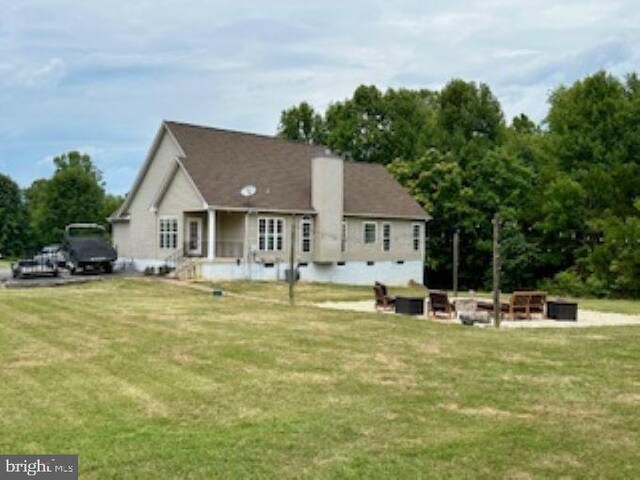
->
[187,218,202,256]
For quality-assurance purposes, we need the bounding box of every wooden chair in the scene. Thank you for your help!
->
[478,291,547,320]
[373,282,395,310]
[428,291,455,319]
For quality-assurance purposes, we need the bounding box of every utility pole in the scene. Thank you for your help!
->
[492,213,501,328]
[453,229,459,299]
[289,214,296,305]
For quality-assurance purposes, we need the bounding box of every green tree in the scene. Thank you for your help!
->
[24,179,50,251]
[325,85,392,163]
[436,79,505,163]
[0,174,27,257]
[277,101,325,144]
[101,193,125,233]
[26,152,106,246]
[588,200,640,296]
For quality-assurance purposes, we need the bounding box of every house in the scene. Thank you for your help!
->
[109,120,430,285]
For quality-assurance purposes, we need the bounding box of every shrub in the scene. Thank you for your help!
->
[539,269,590,297]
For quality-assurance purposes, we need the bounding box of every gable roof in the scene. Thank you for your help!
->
[115,120,429,220]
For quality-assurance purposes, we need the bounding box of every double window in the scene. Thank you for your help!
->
[363,222,377,244]
[300,218,312,253]
[382,223,391,251]
[159,217,178,249]
[412,223,422,251]
[258,217,284,251]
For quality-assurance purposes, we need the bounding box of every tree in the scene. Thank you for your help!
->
[511,113,538,135]
[436,79,505,163]
[26,152,106,246]
[101,193,125,233]
[546,71,640,217]
[277,101,325,144]
[0,174,27,256]
[325,85,392,163]
[588,200,640,297]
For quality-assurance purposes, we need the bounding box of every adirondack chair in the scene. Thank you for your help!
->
[428,291,455,319]
[373,282,395,310]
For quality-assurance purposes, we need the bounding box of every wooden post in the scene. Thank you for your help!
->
[492,213,501,328]
[453,229,459,299]
[289,215,296,305]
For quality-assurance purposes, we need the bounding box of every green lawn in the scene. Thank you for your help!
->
[1,278,639,478]
[205,280,428,303]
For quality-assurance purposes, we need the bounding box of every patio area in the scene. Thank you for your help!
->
[312,298,640,329]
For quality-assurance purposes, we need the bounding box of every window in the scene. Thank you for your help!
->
[341,220,347,252]
[300,218,312,253]
[412,223,422,251]
[382,223,391,251]
[364,222,377,244]
[159,217,178,249]
[258,217,284,252]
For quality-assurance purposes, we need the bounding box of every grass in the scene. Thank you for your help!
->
[0,259,12,269]
[205,280,428,303]
[0,278,639,478]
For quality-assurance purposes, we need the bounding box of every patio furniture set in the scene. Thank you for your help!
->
[373,283,578,322]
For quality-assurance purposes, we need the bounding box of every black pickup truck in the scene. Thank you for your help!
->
[62,224,117,274]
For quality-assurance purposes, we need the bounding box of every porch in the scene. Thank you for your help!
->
[183,210,246,260]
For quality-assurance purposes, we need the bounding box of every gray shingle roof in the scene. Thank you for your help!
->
[165,120,429,219]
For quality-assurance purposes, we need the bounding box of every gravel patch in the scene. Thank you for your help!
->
[313,300,640,328]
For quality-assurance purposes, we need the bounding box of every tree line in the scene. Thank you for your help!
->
[277,71,640,297]
[0,152,122,257]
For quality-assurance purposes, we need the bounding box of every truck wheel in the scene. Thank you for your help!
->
[103,263,113,274]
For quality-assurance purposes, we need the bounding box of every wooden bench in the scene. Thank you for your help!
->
[477,291,547,320]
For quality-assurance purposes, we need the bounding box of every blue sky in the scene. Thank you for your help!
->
[1,0,639,194]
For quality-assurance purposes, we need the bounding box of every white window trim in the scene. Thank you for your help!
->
[257,216,285,252]
[159,216,179,250]
[300,218,312,253]
[382,222,392,252]
[412,222,422,252]
[363,221,377,244]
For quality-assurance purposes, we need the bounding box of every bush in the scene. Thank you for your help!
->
[144,266,156,276]
[539,269,590,297]
[158,264,172,276]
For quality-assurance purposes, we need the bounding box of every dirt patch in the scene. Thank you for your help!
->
[441,402,533,420]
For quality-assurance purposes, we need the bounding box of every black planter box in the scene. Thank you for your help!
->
[395,296,425,315]
[547,301,578,321]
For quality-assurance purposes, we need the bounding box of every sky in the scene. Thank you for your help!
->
[1,0,639,195]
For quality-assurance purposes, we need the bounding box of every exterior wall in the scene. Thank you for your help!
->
[342,217,425,262]
[216,211,245,258]
[113,130,207,263]
[158,167,205,257]
[245,213,314,264]
[311,156,343,262]
[201,260,423,286]
[111,222,130,257]
[113,131,188,260]
[230,214,424,265]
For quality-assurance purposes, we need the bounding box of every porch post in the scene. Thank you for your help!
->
[208,209,216,260]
